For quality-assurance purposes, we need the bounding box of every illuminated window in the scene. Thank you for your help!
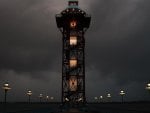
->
[70,59,77,68]
[70,20,77,28]
[69,76,77,91]
[70,36,77,45]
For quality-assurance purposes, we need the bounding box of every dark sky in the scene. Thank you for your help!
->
[0,0,150,102]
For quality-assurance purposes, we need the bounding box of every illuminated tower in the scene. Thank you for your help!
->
[56,0,91,104]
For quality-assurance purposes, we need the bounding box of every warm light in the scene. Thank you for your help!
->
[69,76,77,91]
[70,36,77,45]
[70,20,77,28]
[70,59,77,68]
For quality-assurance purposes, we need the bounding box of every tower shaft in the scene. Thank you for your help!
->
[56,0,91,104]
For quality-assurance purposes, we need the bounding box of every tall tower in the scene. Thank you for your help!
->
[56,0,91,104]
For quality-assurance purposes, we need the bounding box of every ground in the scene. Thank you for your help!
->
[0,102,150,113]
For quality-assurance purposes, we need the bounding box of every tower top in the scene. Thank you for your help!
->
[68,0,78,8]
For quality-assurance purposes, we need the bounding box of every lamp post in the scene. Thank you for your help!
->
[50,96,54,102]
[2,82,11,103]
[107,94,111,102]
[94,97,98,103]
[27,90,32,103]
[46,96,49,102]
[99,96,103,102]
[146,83,150,100]
[145,83,150,91]
[39,94,43,102]
[120,90,125,102]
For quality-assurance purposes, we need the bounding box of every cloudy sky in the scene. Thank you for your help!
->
[0,0,150,102]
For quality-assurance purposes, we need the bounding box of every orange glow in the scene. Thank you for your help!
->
[70,36,77,45]
[69,76,77,91]
[70,20,77,28]
[70,59,77,68]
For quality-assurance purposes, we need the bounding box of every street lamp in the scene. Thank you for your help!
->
[2,82,11,103]
[50,96,54,102]
[27,90,32,103]
[39,94,43,102]
[146,83,150,99]
[120,90,125,102]
[146,83,150,91]
[46,96,49,102]
[107,94,111,102]
[99,96,103,102]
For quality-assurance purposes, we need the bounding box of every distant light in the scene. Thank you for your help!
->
[94,97,98,100]
[27,90,32,96]
[78,98,83,102]
[3,82,11,90]
[107,94,111,98]
[50,97,54,100]
[99,96,103,99]
[120,90,125,95]
[39,94,43,98]
[46,96,49,99]
[146,83,150,90]
[65,98,69,101]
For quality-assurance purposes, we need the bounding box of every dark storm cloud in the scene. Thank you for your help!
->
[0,0,150,102]
[0,0,62,72]
[86,0,150,85]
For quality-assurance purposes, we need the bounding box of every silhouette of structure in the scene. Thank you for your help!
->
[56,0,91,104]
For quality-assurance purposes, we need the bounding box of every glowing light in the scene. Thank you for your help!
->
[39,94,43,98]
[46,96,49,99]
[146,83,150,90]
[69,76,77,91]
[50,97,54,100]
[70,36,77,45]
[100,96,103,99]
[3,83,11,90]
[65,98,69,101]
[77,97,83,102]
[70,59,77,68]
[107,94,111,98]
[27,90,32,96]
[94,97,98,100]
[120,90,125,95]
[70,20,77,28]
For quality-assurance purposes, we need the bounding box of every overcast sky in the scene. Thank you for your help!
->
[0,0,150,102]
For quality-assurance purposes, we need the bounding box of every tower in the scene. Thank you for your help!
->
[56,0,91,104]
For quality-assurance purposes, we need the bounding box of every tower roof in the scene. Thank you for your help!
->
[68,0,78,8]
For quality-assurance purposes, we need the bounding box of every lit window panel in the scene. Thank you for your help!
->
[69,59,77,68]
[69,76,77,91]
[70,36,77,45]
[70,20,77,28]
